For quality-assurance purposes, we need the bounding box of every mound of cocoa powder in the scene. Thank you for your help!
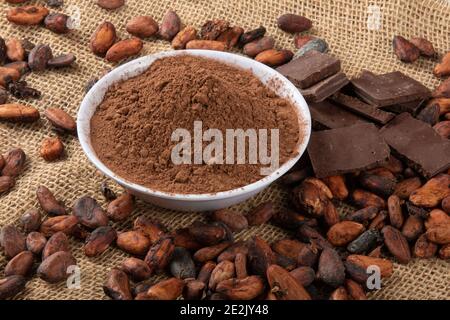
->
[90,55,302,194]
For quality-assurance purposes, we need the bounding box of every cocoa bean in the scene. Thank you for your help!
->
[40,137,64,162]
[26,231,46,255]
[352,189,386,209]
[425,209,450,229]
[100,181,117,201]
[246,202,274,226]
[159,10,181,41]
[382,226,411,264]
[394,177,422,199]
[36,185,66,216]
[5,251,34,276]
[116,231,150,256]
[434,51,450,78]
[0,175,15,193]
[410,174,450,208]
[441,197,450,214]
[369,211,387,230]
[7,5,49,25]
[277,14,312,33]
[297,243,319,267]
[433,121,450,139]
[216,276,265,300]
[47,54,76,68]
[279,167,312,185]
[329,287,349,300]
[6,38,25,62]
[439,243,450,259]
[294,34,315,49]
[37,251,76,283]
[217,240,248,262]
[292,179,330,217]
[433,78,450,98]
[194,242,231,263]
[169,247,196,279]
[393,36,420,63]
[417,104,440,126]
[324,200,340,227]
[183,279,205,300]
[347,229,381,254]
[368,245,383,258]
[317,248,345,287]
[201,20,229,40]
[19,209,41,233]
[294,38,328,58]
[387,194,404,229]
[345,206,378,223]
[359,173,396,197]
[43,107,76,134]
[185,40,226,51]
[132,217,166,244]
[322,175,349,200]
[367,167,396,180]
[28,44,53,72]
[171,228,202,251]
[255,49,293,67]
[248,236,276,276]
[410,37,435,57]
[144,237,175,274]
[271,239,305,263]
[297,224,332,250]
[106,193,135,221]
[73,196,109,229]
[275,252,296,272]
[7,80,41,99]
[198,261,216,285]
[426,224,450,244]
[187,221,226,246]
[0,225,26,259]
[120,257,151,282]
[290,266,315,287]
[0,276,26,299]
[211,209,248,232]
[405,201,429,219]
[266,264,311,300]
[343,260,369,284]
[327,221,365,246]
[234,252,248,279]
[172,26,197,50]
[84,226,116,257]
[345,279,367,300]
[271,209,317,230]
[402,214,424,241]
[103,268,132,300]
[238,26,266,47]
[0,104,39,123]
[126,16,159,38]
[147,278,184,300]
[42,231,70,260]
[97,0,124,10]
[216,26,244,48]
[90,22,117,56]
[346,254,393,278]
[243,36,275,58]
[209,260,235,291]
[39,215,78,237]
[44,13,69,34]
[413,233,438,258]
[105,38,143,63]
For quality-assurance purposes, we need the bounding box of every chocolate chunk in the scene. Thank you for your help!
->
[277,50,340,89]
[300,72,349,103]
[309,100,368,130]
[351,71,430,106]
[380,113,450,178]
[307,123,390,178]
[331,93,395,124]
[381,99,425,115]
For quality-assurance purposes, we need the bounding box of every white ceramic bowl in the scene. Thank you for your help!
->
[78,50,311,211]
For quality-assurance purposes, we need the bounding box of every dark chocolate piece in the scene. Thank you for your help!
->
[276,50,340,89]
[309,99,368,130]
[331,93,395,124]
[380,113,450,178]
[381,99,425,115]
[351,70,430,106]
[300,72,349,103]
[307,123,390,178]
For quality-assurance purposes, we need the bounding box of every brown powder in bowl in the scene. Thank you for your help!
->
[90,55,302,194]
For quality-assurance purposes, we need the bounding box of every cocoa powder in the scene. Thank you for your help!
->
[90,55,301,194]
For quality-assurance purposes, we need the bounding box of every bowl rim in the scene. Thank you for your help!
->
[77,50,311,201]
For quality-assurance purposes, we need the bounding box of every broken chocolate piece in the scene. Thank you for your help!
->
[381,99,425,115]
[351,71,430,107]
[277,50,340,89]
[380,113,450,178]
[307,123,390,178]
[300,72,349,103]
[331,93,395,124]
[309,100,368,130]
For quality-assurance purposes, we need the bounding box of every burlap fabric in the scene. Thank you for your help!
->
[0,0,449,300]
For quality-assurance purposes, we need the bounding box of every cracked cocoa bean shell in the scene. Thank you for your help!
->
[0,225,26,259]
[44,13,70,34]
[84,226,117,257]
[47,54,76,68]
[26,232,47,255]
[103,268,132,300]
[172,26,197,50]
[169,247,196,279]
[73,196,109,229]
[5,251,34,276]
[37,251,76,284]
[40,137,64,162]
[42,231,70,260]
[317,247,345,287]
[382,226,412,264]
[0,275,26,299]
[216,26,244,48]
[0,103,38,122]
[266,264,311,300]
[36,185,66,216]
[409,37,435,57]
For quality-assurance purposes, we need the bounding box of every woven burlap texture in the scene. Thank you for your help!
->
[0,0,449,300]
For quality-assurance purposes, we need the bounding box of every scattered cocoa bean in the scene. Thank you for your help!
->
[347,229,381,254]
[194,242,231,263]
[410,174,450,208]
[234,252,248,279]
[188,221,226,246]
[297,243,319,267]
[116,231,150,256]
[255,49,293,67]
[97,0,125,10]
[409,37,435,57]
[209,260,235,291]
[37,251,76,283]
[211,209,248,232]
[73,196,109,229]
[393,36,420,63]
[39,215,78,237]
[44,107,76,133]
[425,209,450,230]
[144,237,175,274]
[343,260,369,284]
[243,36,275,57]
[277,14,312,33]
[344,206,378,223]
[36,185,66,216]
[183,279,205,300]
[292,179,330,217]
[387,194,404,229]
[46,0,63,8]
[369,211,387,230]
[171,228,202,251]
[5,251,33,277]
[47,54,76,68]
[426,224,450,244]
[185,40,226,51]
[266,264,311,300]
[216,276,265,300]
[216,26,244,48]
[172,26,197,50]
[40,137,64,162]
[367,167,396,179]
[346,254,393,278]
[201,20,229,40]
[382,226,411,264]
[105,38,143,63]
[323,200,340,227]
[0,225,26,259]
[84,226,117,257]
[106,193,134,221]
[317,247,345,287]
[6,38,25,62]
[0,276,26,300]
[272,239,306,262]
[290,266,315,287]
[279,167,312,185]
[7,80,41,99]
[103,268,132,300]
[345,279,367,300]
[159,10,181,41]
[217,241,248,262]
[271,209,317,230]
[402,214,424,241]
[0,103,39,123]
[394,177,422,199]
[99,181,116,201]
[247,236,276,276]
[147,277,184,300]
[352,189,386,209]
[359,173,397,197]
[432,78,450,98]
[120,257,151,282]
[42,231,70,260]
[44,13,69,34]
[90,22,117,56]
[322,175,349,200]
[26,231,46,255]
[413,233,438,258]
[246,202,273,226]
[327,221,365,247]
[126,16,159,38]
[297,225,332,250]
[197,260,216,286]
[28,44,53,72]
[0,175,15,193]
[7,5,49,25]
[238,26,266,47]
[434,51,450,78]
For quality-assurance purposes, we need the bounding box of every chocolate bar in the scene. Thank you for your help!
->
[331,92,395,124]
[309,99,368,130]
[351,70,430,106]
[380,113,450,178]
[277,50,340,89]
[300,72,349,103]
[307,123,390,178]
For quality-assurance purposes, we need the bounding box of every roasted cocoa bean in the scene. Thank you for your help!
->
[322,175,349,200]
[26,231,46,255]
[90,22,117,56]
[243,36,275,58]
[216,276,265,300]
[329,286,349,300]
[393,35,420,63]
[0,175,15,193]
[343,260,369,284]
[387,194,404,229]
[144,237,175,274]
[266,264,311,300]
[434,121,450,139]
[410,37,435,57]
[323,201,340,227]
[425,209,450,229]
[197,261,216,285]
[133,216,166,244]
[327,221,365,247]
[402,214,424,241]
[37,251,76,283]
[234,252,248,279]
[409,174,450,208]
[255,49,293,67]
[47,54,76,68]
[248,236,276,276]
[44,13,69,34]
[279,167,312,185]
[359,173,396,197]
[106,193,134,221]
[405,201,429,219]
[36,185,66,216]
[126,16,159,38]
[120,257,151,282]
[97,0,124,10]
[73,196,109,229]
[5,251,34,276]
[394,177,422,199]
[352,189,386,209]
[0,225,26,259]
[433,78,450,98]
[426,224,450,244]
[271,209,317,230]
[317,248,345,287]
[434,51,450,77]
[200,20,229,40]
[147,277,184,300]
[169,247,196,279]
[277,14,312,33]
[290,266,315,287]
[116,231,151,256]
[103,268,132,300]
[292,179,330,217]
[42,231,70,260]
[246,202,274,226]
[7,5,49,25]
[185,40,226,51]
[414,233,438,258]
[39,215,79,237]
[171,228,202,251]
[369,211,387,230]
[217,241,249,262]
[0,103,38,123]
[188,221,226,246]
[297,243,319,267]
[6,38,25,62]
[272,239,306,262]
[172,26,197,50]
[105,38,143,62]
[209,260,235,291]
[159,10,181,41]
[84,226,117,257]
[44,108,76,133]
[40,137,64,161]
[345,206,378,223]
[294,38,329,58]
[216,26,244,48]
[194,242,231,263]
[297,224,332,250]
[211,209,248,232]
[345,279,367,300]
[183,279,205,300]
[238,26,266,47]
[382,226,411,264]
[346,254,393,278]
[100,181,117,201]
[347,229,381,254]
[28,44,53,72]
[7,80,41,99]
[0,276,26,300]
